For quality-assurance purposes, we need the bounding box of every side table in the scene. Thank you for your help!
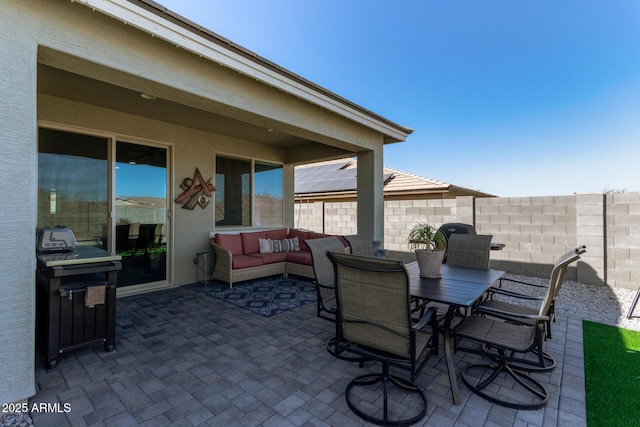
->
[195,251,215,287]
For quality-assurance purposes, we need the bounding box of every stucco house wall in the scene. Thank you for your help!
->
[1,0,40,407]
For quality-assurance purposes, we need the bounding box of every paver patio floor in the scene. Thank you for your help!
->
[30,281,586,426]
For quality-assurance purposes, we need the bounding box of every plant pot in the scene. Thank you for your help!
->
[415,249,445,278]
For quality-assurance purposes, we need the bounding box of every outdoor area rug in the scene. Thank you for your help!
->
[206,276,317,317]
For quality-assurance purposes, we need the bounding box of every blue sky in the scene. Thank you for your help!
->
[158,0,639,197]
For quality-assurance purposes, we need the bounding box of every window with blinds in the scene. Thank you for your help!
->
[215,156,251,227]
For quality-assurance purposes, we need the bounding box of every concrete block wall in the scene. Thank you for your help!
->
[576,194,605,285]
[294,201,324,232]
[607,192,640,289]
[324,201,358,236]
[385,199,456,250]
[295,201,358,235]
[294,193,640,289]
[478,195,580,280]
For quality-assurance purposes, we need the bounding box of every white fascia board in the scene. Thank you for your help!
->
[72,0,410,142]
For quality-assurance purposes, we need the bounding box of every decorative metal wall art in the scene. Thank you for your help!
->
[175,168,214,210]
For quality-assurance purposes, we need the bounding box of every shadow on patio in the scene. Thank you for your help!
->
[30,279,586,426]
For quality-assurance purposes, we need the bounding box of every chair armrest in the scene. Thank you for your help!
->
[497,277,547,289]
[485,277,548,301]
[486,287,544,301]
[476,304,549,322]
[210,242,232,282]
[413,306,438,331]
[211,242,232,266]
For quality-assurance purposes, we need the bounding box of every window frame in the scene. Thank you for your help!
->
[214,154,284,229]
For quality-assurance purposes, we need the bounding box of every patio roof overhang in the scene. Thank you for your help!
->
[61,0,413,159]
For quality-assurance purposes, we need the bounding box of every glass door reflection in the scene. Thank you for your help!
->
[115,142,168,287]
[37,128,109,249]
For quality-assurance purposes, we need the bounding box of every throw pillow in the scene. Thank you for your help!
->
[271,237,300,253]
[258,238,273,254]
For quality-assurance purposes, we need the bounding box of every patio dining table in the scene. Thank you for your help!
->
[406,262,505,405]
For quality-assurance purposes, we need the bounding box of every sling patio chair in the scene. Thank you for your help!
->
[328,251,439,426]
[476,246,587,341]
[414,234,493,322]
[343,234,375,257]
[345,234,399,260]
[305,237,345,322]
[305,237,360,361]
[454,246,585,409]
[445,234,493,270]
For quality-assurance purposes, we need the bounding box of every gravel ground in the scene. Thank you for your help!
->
[2,276,638,426]
[501,274,640,332]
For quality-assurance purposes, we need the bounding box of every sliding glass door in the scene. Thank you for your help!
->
[115,142,168,287]
[38,127,170,289]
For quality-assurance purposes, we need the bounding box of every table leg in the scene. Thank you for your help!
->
[444,305,461,404]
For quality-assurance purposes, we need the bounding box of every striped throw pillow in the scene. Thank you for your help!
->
[271,237,300,253]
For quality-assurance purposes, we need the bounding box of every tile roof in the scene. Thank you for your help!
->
[295,159,493,197]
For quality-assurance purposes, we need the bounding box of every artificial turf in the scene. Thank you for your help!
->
[583,320,640,426]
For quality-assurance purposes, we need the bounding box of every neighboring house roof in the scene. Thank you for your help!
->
[295,159,494,200]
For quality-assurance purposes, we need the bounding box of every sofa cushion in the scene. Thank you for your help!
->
[265,228,288,240]
[215,233,243,256]
[232,254,264,269]
[249,252,288,264]
[286,251,312,265]
[288,229,310,251]
[241,231,267,255]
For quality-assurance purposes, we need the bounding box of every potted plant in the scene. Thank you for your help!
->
[147,246,166,269]
[408,222,447,278]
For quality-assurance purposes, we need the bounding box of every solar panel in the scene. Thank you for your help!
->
[295,167,350,193]
[295,160,351,183]
[295,166,394,194]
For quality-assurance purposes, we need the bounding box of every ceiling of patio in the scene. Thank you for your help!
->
[37,63,311,149]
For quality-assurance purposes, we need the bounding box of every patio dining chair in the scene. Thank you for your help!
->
[305,237,359,361]
[445,234,493,270]
[413,234,493,322]
[343,234,375,257]
[476,245,587,341]
[454,246,585,409]
[328,251,439,426]
[305,237,345,322]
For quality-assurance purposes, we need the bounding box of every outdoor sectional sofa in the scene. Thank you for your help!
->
[210,228,349,287]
